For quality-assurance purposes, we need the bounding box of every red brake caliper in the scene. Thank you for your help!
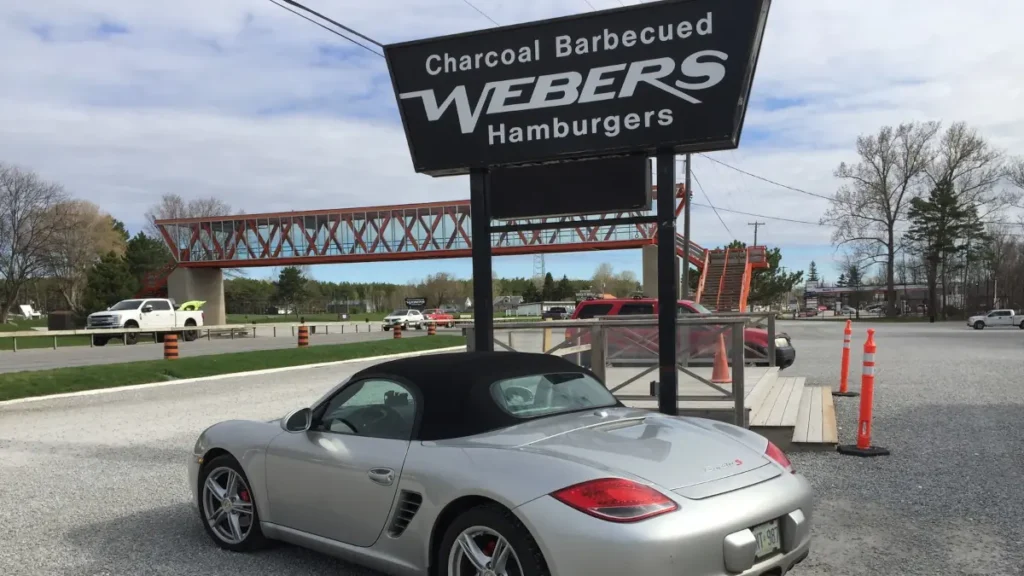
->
[240,490,251,502]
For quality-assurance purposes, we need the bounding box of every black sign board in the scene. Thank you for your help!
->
[488,155,651,220]
[384,0,771,176]
[404,297,426,309]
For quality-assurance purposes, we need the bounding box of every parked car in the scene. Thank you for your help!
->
[85,298,204,346]
[542,306,570,320]
[188,351,813,574]
[567,298,795,369]
[381,309,424,331]
[421,308,455,328]
[967,309,1023,330]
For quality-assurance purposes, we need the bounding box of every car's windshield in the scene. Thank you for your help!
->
[108,300,143,311]
[490,372,617,419]
[686,302,713,314]
[390,310,409,316]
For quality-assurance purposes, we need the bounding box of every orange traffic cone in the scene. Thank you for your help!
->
[711,333,732,384]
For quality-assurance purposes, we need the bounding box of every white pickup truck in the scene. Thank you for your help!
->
[967,309,1023,330]
[86,298,205,345]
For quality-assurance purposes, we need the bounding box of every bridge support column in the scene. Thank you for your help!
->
[642,245,680,299]
[168,268,226,326]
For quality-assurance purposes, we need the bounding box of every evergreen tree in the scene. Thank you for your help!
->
[541,272,556,300]
[521,282,541,303]
[275,266,308,316]
[554,275,574,300]
[906,179,986,319]
[836,273,848,287]
[807,261,819,282]
[80,251,138,315]
[124,232,173,281]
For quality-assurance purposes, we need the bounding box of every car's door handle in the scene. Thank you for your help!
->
[368,468,395,486]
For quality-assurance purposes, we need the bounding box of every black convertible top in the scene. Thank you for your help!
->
[349,351,601,441]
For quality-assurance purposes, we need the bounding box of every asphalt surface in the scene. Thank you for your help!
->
[0,323,450,373]
[1,320,1021,575]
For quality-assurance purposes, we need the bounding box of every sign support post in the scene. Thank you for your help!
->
[470,169,494,352]
[656,151,679,415]
[682,154,692,299]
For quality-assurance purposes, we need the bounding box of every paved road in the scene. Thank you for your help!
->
[1,320,1021,575]
[0,324,453,374]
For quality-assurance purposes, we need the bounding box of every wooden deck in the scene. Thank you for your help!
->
[604,366,838,452]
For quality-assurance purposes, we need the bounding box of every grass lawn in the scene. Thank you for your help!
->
[0,335,465,402]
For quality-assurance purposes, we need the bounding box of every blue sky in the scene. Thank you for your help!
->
[2,0,1024,287]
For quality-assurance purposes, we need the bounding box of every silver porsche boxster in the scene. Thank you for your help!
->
[188,351,813,576]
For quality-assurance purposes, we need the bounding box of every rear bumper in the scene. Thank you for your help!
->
[515,471,813,576]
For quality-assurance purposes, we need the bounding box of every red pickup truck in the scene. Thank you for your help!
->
[566,298,795,369]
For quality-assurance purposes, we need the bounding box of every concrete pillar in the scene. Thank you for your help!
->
[641,244,680,299]
[168,267,226,326]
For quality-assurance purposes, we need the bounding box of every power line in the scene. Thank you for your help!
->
[267,0,384,57]
[698,153,834,201]
[581,0,598,10]
[461,0,500,25]
[277,0,383,46]
[690,169,735,239]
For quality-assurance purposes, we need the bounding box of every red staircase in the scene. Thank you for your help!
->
[696,246,769,311]
[135,261,177,298]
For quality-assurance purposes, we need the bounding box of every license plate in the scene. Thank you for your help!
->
[752,520,781,559]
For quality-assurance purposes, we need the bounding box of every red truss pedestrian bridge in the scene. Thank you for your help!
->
[154,185,705,268]
[148,184,768,311]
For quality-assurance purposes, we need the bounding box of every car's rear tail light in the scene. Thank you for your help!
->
[550,478,678,522]
[765,441,794,473]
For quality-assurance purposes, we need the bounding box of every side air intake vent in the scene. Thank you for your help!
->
[387,491,423,538]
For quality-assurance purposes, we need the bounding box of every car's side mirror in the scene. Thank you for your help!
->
[142,305,153,313]
[282,407,312,433]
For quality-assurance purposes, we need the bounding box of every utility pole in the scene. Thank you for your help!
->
[748,221,766,246]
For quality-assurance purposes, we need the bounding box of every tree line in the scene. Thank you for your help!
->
[3,161,806,323]
[822,121,1024,318]
[0,162,238,323]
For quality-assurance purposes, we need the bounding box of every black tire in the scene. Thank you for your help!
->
[197,454,268,552]
[1019,321,1024,330]
[438,504,549,576]
[92,336,109,347]
[416,324,423,330]
[974,321,985,330]
[183,321,198,342]
[384,326,390,331]
[123,322,139,345]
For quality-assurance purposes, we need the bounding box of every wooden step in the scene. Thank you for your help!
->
[791,386,839,450]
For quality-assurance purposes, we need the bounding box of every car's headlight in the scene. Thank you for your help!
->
[775,337,790,348]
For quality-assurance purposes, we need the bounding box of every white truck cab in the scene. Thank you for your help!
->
[967,309,1022,330]
[86,298,205,345]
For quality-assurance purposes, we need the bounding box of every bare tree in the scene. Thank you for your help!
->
[422,272,459,307]
[822,121,939,316]
[144,193,247,278]
[45,200,126,311]
[0,164,71,322]
[1006,156,1024,192]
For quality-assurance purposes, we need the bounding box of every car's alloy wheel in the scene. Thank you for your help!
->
[449,526,522,576]
[440,504,549,576]
[198,456,266,551]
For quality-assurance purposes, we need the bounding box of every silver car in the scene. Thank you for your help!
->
[188,352,813,575]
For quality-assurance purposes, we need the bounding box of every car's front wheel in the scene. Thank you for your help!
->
[439,504,549,576]
[974,321,985,330]
[198,455,267,552]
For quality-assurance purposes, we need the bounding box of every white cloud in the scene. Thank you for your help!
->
[1,0,1023,278]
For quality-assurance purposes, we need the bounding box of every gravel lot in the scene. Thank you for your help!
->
[0,320,1020,576]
